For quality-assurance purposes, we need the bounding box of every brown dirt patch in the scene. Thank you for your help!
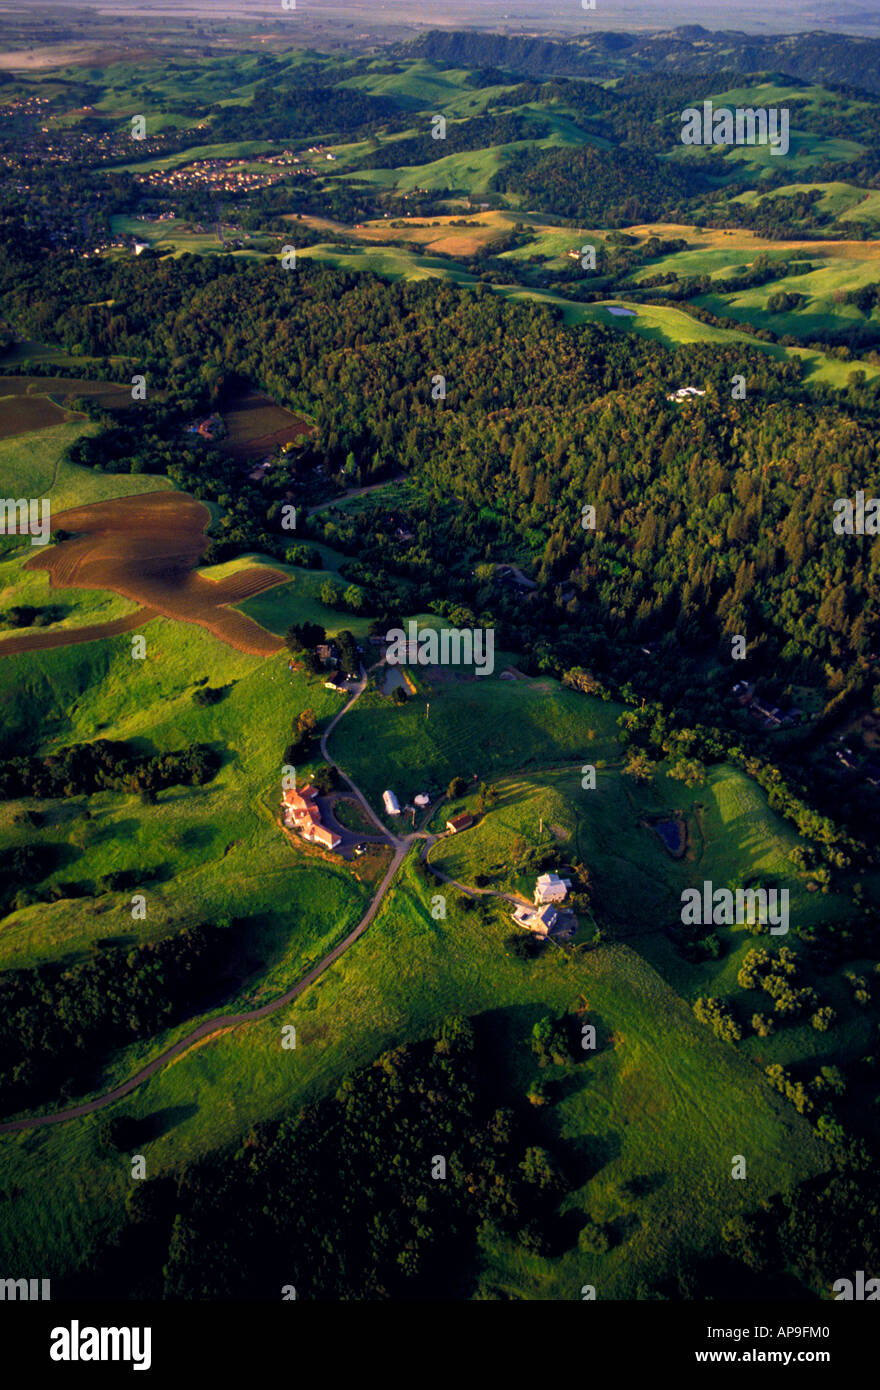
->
[0,393,73,438]
[0,377,143,438]
[25,491,287,656]
[0,608,154,658]
[217,390,314,461]
[289,211,509,260]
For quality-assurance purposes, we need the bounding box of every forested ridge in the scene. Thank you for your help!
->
[399,29,880,98]
[359,111,548,169]
[3,246,877,726]
[497,141,708,226]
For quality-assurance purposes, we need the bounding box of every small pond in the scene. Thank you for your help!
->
[652,818,686,858]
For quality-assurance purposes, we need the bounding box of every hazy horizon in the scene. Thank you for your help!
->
[1,0,879,41]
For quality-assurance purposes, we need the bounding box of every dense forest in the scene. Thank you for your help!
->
[496,142,709,226]
[2,244,877,743]
[207,84,399,144]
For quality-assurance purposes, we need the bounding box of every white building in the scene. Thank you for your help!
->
[666,385,707,402]
[534,873,572,905]
[414,793,430,808]
[383,789,401,816]
[512,903,559,936]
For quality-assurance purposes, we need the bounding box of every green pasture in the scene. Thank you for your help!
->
[0,851,827,1298]
[0,613,362,974]
[330,674,622,819]
[0,550,135,640]
[0,423,172,510]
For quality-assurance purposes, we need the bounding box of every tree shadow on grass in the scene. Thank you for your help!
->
[135,1104,199,1143]
[472,1003,622,1186]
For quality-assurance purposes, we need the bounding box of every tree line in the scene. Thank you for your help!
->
[0,918,242,1115]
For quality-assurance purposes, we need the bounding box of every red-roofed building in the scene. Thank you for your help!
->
[309,822,342,851]
[281,785,341,852]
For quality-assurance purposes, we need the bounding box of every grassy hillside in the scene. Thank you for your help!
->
[0,852,828,1299]
[0,549,136,641]
[0,423,172,509]
[331,672,622,818]
[0,614,366,977]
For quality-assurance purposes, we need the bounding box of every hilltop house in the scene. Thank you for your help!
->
[281,784,341,851]
[534,873,572,905]
[512,903,559,936]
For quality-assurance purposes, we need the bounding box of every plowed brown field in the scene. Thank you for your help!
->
[0,608,154,657]
[217,389,314,461]
[20,491,287,657]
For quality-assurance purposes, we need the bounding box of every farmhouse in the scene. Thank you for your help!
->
[282,784,318,814]
[307,822,342,851]
[446,813,474,834]
[383,789,401,816]
[512,903,559,935]
[281,784,341,851]
[188,413,225,441]
[534,872,572,905]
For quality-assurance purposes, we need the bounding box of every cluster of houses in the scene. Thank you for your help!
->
[281,783,341,852]
[134,156,298,196]
[731,681,804,728]
[511,873,574,937]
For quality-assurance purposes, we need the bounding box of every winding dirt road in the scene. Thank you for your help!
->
[0,667,548,1136]
[0,674,405,1135]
